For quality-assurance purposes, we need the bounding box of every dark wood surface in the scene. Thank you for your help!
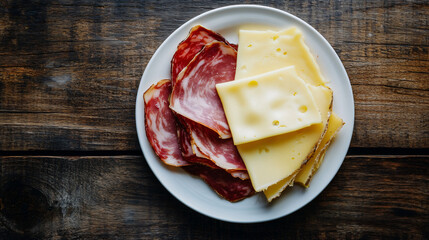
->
[0,155,427,239]
[0,0,427,239]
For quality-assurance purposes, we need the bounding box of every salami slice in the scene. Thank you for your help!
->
[171,25,235,86]
[185,120,246,171]
[184,164,255,202]
[177,118,247,178]
[176,124,219,169]
[176,122,194,158]
[170,41,236,139]
[230,171,250,180]
[229,43,238,51]
[144,79,189,167]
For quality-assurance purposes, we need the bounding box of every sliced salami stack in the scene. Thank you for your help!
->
[144,25,254,202]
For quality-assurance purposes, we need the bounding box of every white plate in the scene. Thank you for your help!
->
[135,5,354,223]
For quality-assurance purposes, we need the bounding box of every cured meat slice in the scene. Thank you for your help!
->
[230,171,250,180]
[186,156,220,169]
[177,121,249,179]
[171,25,235,86]
[144,79,189,167]
[185,120,246,171]
[170,41,236,139]
[176,124,219,169]
[229,43,238,51]
[176,122,194,158]
[184,164,255,202]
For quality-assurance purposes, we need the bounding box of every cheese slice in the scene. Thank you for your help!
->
[295,112,344,187]
[263,171,298,202]
[235,27,326,87]
[237,85,333,192]
[216,66,322,145]
[316,151,326,169]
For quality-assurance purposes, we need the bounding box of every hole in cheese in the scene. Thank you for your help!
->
[248,44,252,47]
[272,35,279,41]
[283,51,287,55]
[258,148,270,154]
[276,48,281,52]
[248,80,258,87]
[246,112,261,125]
[272,120,279,126]
[299,105,308,113]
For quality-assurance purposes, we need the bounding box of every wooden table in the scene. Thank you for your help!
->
[0,0,427,239]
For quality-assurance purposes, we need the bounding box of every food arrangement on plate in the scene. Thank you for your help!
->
[143,24,344,203]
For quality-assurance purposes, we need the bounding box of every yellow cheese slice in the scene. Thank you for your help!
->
[316,150,326,170]
[261,85,333,200]
[216,66,322,145]
[237,85,332,192]
[235,27,326,86]
[295,112,344,187]
[263,171,298,202]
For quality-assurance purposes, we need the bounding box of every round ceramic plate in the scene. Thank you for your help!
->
[135,5,354,223]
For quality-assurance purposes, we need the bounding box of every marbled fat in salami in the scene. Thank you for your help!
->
[229,171,250,180]
[170,41,236,139]
[184,164,255,202]
[171,25,235,86]
[144,79,189,167]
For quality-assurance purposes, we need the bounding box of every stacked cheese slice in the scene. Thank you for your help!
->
[216,27,344,202]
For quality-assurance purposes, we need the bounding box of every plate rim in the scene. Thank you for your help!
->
[135,4,355,223]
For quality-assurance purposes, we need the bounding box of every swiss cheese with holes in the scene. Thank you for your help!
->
[216,27,342,202]
[235,27,326,86]
[216,66,321,145]
[236,85,332,192]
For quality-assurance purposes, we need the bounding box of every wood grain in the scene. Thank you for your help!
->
[0,1,428,239]
[0,155,427,239]
[0,0,427,151]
